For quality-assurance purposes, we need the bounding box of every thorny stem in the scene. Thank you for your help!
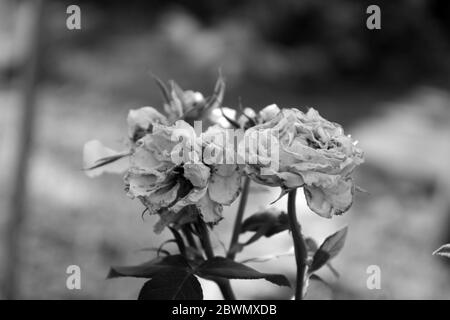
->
[287,189,308,300]
[197,219,236,300]
[227,177,251,260]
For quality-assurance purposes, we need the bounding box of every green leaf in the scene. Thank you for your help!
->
[230,211,290,255]
[310,226,348,272]
[109,255,204,300]
[433,244,450,258]
[241,210,289,238]
[197,257,291,287]
[138,270,203,300]
[107,254,190,279]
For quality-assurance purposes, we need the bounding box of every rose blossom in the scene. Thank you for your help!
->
[125,120,242,232]
[244,107,364,218]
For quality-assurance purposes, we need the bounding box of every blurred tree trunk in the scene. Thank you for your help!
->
[4,0,44,299]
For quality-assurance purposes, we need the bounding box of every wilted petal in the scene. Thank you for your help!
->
[83,140,129,178]
[130,141,162,170]
[214,164,237,177]
[127,107,167,140]
[288,161,331,173]
[170,187,207,213]
[305,108,326,122]
[280,139,328,169]
[298,171,340,189]
[147,120,199,164]
[143,182,180,214]
[202,126,240,166]
[197,192,223,223]
[243,164,279,186]
[183,163,211,188]
[275,172,304,189]
[208,166,242,205]
[170,187,223,224]
[303,178,354,218]
[259,104,280,122]
[125,165,172,198]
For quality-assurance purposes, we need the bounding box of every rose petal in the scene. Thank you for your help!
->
[259,104,280,122]
[130,141,162,170]
[142,182,180,214]
[297,171,340,189]
[303,178,354,218]
[197,192,223,223]
[170,187,223,223]
[208,167,242,205]
[126,172,158,198]
[170,187,207,213]
[148,120,200,164]
[127,107,167,139]
[275,172,304,189]
[245,165,281,187]
[125,167,169,198]
[214,164,237,177]
[183,163,211,188]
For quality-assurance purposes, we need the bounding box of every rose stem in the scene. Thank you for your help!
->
[227,177,250,260]
[169,227,186,258]
[287,189,308,300]
[182,224,198,250]
[197,219,236,300]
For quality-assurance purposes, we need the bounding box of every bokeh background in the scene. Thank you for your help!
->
[0,0,449,299]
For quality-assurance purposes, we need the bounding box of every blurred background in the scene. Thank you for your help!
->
[0,0,449,299]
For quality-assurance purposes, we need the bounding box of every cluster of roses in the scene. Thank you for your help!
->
[84,77,364,233]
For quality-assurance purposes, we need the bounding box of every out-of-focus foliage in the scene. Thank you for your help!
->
[61,0,450,87]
